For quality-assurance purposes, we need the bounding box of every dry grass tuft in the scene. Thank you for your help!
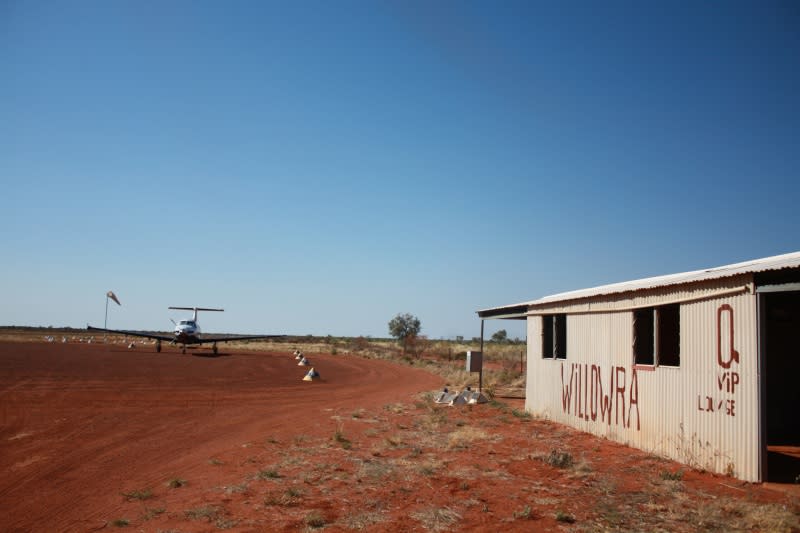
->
[304,510,326,528]
[264,487,305,507]
[410,506,461,532]
[185,505,220,521]
[446,427,488,451]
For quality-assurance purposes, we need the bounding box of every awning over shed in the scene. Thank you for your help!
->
[476,304,528,320]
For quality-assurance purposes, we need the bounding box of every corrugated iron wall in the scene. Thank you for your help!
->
[525,280,760,481]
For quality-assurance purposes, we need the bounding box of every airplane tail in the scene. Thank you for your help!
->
[169,307,224,321]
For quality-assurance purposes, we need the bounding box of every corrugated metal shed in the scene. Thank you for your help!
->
[479,251,800,482]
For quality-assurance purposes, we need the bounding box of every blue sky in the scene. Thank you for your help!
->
[1,1,798,339]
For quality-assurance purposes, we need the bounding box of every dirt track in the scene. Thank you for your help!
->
[2,341,798,532]
[0,341,442,531]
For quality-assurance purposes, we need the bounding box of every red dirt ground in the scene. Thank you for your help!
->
[1,341,798,532]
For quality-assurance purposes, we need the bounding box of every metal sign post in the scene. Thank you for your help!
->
[479,320,484,392]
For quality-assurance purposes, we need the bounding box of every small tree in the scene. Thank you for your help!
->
[491,329,508,343]
[403,334,430,360]
[388,313,421,353]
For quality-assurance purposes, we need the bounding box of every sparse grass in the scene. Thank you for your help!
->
[489,399,510,412]
[304,510,326,528]
[121,488,152,501]
[109,518,129,527]
[572,455,593,476]
[418,464,436,476]
[185,505,220,521]
[263,486,306,508]
[357,459,395,480]
[285,486,304,498]
[410,506,461,532]
[334,425,352,450]
[384,434,403,448]
[383,403,406,414]
[597,501,624,527]
[555,510,575,523]
[225,482,250,495]
[343,510,386,530]
[208,458,224,466]
[167,477,186,488]
[543,449,573,468]
[446,427,488,451]
[258,468,281,480]
[142,507,165,520]
[511,408,531,419]
[513,505,534,520]
[731,500,800,531]
[660,469,684,481]
[215,517,238,529]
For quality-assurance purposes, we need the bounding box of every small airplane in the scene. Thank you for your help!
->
[88,306,284,354]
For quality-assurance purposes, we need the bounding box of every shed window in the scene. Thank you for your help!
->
[633,309,655,365]
[657,305,680,366]
[542,314,567,359]
[633,304,680,367]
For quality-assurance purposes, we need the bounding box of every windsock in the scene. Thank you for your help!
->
[107,291,121,305]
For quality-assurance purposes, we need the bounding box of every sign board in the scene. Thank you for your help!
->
[466,350,483,373]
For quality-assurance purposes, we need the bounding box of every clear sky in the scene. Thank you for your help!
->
[2,1,798,339]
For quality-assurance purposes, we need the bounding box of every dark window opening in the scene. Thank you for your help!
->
[542,314,567,359]
[542,315,553,358]
[658,304,681,366]
[633,308,655,365]
[633,305,680,367]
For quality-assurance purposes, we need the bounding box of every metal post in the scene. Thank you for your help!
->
[479,319,484,393]
[104,295,109,343]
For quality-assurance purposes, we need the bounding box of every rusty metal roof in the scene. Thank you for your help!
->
[478,251,800,317]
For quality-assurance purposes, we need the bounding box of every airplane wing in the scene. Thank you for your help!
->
[87,325,175,342]
[196,334,287,344]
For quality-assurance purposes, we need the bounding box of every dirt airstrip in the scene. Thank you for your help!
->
[1,341,798,532]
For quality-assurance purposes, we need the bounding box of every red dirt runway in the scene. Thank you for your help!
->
[0,341,442,531]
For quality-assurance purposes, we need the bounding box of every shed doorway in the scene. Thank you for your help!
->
[762,290,800,483]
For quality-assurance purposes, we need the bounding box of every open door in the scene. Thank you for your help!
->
[761,289,800,483]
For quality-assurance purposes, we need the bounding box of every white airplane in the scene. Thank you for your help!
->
[88,306,284,354]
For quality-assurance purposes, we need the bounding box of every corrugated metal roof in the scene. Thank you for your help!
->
[479,251,800,314]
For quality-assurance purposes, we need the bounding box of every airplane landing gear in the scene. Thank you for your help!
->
[212,343,218,355]
[155,340,161,353]
[181,345,187,354]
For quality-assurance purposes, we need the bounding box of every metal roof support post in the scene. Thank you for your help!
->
[479,319,484,394]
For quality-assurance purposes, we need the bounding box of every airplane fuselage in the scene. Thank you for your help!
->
[174,319,202,345]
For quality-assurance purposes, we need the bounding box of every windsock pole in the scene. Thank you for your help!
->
[104,294,109,343]
[104,291,121,343]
